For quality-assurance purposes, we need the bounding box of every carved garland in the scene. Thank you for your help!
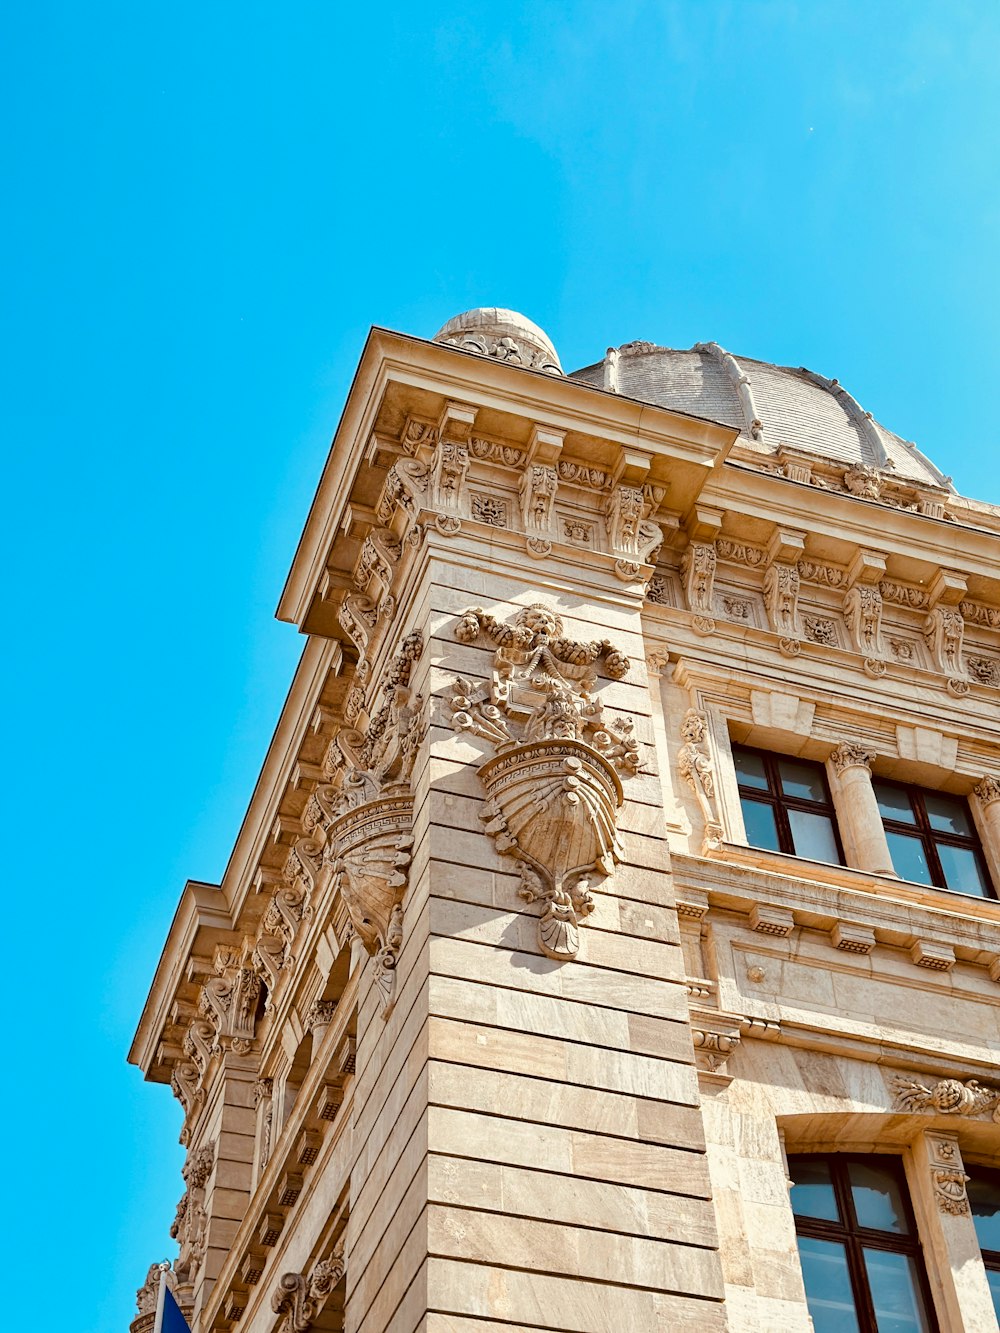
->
[449,603,638,961]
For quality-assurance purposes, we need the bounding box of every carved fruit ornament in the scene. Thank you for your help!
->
[450,604,639,961]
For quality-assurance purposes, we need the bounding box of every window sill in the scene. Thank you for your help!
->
[700,839,1000,923]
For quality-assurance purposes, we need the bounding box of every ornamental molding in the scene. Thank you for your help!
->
[449,603,638,961]
[891,1074,1000,1121]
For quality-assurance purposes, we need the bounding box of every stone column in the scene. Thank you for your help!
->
[973,776,1000,882]
[908,1130,997,1333]
[828,742,896,877]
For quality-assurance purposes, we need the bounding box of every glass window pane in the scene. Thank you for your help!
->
[885,830,933,885]
[937,843,991,897]
[848,1160,910,1233]
[734,748,769,791]
[741,798,781,851]
[796,1236,861,1332]
[923,791,972,835]
[967,1171,1000,1251]
[862,1248,930,1331]
[875,782,917,824]
[778,757,828,803]
[788,809,841,864]
[790,1158,840,1221]
[986,1268,1000,1322]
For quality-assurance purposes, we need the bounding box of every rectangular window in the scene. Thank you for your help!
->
[733,744,844,865]
[966,1165,1000,1320]
[789,1154,937,1332]
[873,779,995,899]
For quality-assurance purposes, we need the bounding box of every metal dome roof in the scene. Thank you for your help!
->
[570,340,951,491]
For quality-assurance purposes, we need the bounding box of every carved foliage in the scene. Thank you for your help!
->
[313,632,425,1017]
[924,607,966,677]
[830,741,875,775]
[844,583,884,658]
[763,562,800,638]
[271,1244,346,1332]
[681,543,716,614]
[676,709,723,852]
[450,604,637,961]
[891,1074,1000,1121]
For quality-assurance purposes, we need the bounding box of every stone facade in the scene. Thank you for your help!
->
[130,310,1000,1331]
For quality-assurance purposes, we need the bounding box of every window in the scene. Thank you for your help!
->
[733,744,844,865]
[966,1165,1000,1319]
[789,1154,936,1331]
[873,779,994,899]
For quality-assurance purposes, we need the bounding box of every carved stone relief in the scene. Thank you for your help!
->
[924,607,966,677]
[763,562,800,639]
[925,1133,971,1215]
[271,1243,346,1332]
[676,709,723,853]
[844,584,884,658]
[682,542,716,614]
[449,603,637,961]
[891,1074,1000,1121]
[311,631,426,1017]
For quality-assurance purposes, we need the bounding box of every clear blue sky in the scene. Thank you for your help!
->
[2,4,998,1328]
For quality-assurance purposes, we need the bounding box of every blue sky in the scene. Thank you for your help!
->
[2,4,998,1328]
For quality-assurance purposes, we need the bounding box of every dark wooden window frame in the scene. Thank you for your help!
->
[874,777,995,900]
[966,1163,1000,1296]
[732,743,846,864]
[790,1153,938,1332]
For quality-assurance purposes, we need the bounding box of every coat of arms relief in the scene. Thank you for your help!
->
[448,603,641,961]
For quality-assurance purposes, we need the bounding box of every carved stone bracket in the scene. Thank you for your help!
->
[924,606,966,678]
[450,603,638,961]
[681,542,716,614]
[676,709,723,854]
[271,1244,346,1332]
[310,631,426,1018]
[844,584,884,659]
[764,562,800,640]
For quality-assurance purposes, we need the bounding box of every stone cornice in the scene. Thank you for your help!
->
[710,465,1000,584]
[672,848,1000,954]
[276,326,738,630]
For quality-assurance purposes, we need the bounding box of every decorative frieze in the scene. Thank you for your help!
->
[716,538,766,567]
[960,598,1000,629]
[891,1074,1000,1120]
[450,603,637,961]
[880,579,930,610]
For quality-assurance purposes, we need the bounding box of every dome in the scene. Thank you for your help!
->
[434,307,562,375]
[570,340,951,490]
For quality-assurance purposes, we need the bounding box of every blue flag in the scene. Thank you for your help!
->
[154,1272,191,1333]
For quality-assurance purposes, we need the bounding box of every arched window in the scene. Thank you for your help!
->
[789,1154,936,1331]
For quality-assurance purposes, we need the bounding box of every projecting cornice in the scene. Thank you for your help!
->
[276,326,739,631]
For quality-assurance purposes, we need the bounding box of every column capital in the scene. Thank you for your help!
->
[973,774,1000,807]
[829,740,876,776]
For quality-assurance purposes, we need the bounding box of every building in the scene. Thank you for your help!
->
[129,307,1000,1332]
